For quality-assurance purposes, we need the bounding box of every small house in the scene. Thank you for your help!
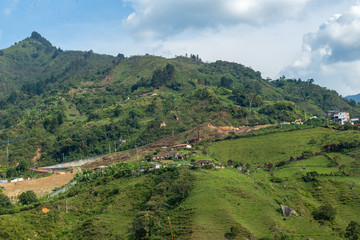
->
[196,160,214,166]
[152,152,179,160]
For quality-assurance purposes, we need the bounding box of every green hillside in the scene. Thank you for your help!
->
[0,32,359,180]
[0,127,359,239]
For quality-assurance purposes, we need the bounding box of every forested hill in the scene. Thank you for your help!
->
[0,32,359,168]
[0,31,120,99]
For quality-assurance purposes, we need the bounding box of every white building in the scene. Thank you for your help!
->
[328,111,350,125]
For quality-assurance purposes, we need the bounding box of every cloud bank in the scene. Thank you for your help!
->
[282,4,360,95]
[123,0,310,39]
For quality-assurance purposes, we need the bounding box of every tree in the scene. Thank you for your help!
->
[7,91,18,104]
[18,190,38,205]
[345,221,360,240]
[151,64,175,88]
[0,193,11,208]
[233,88,262,109]
[220,77,233,89]
[307,78,314,84]
[151,69,164,88]
[6,168,16,178]
[117,53,125,60]
[16,161,28,173]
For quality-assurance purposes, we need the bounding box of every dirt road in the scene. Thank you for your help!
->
[0,172,75,202]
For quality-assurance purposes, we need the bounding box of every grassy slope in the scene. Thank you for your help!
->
[208,128,331,165]
[0,127,359,239]
[184,169,350,240]
[192,127,360,239]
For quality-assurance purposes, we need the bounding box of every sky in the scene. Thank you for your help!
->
[0,0,360,96]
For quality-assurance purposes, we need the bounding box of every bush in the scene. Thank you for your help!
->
[270,176,283,183]
[276,161,287,168]
[345,221,360,240]
[302,171,319,182]
[0,193,12,208]
[301,150,313,159]
[312,204,336,221]
[18,190,38,205]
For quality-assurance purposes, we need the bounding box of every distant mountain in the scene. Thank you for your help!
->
[346,93,360,103]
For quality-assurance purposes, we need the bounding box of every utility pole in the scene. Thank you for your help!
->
[168,217,174,240]
[114,142,117,152]
[109,143,111,153]
[6,139,9,159]
[66,198,68,213]
[135,145,139,161]
[304,110,307,122]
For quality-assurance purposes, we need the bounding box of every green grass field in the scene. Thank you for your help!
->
[208,127,360,165]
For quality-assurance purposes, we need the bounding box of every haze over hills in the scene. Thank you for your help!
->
[0,32,359,239]
[346,93,360,104]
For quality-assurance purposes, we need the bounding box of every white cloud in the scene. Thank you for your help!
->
[3,0,19,16]
[282,3,360,95]
[123,0,310,39]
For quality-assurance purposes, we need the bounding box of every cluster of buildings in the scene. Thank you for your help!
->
[283,110,359,126]
[328,110,359,125]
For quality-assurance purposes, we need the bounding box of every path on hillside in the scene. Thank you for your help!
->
[39,155,104,170]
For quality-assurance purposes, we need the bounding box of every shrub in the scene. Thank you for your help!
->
[270,177,283,183]
[312,204,336,221]
[302,171,319,182]
[301,150,313,159]
[345,221,360,240]
[276,161,287,168]
[0,193,12,208]
[203,164,213,169]
[18,190,38,205]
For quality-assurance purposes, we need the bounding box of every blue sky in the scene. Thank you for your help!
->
[0,0,360,95]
